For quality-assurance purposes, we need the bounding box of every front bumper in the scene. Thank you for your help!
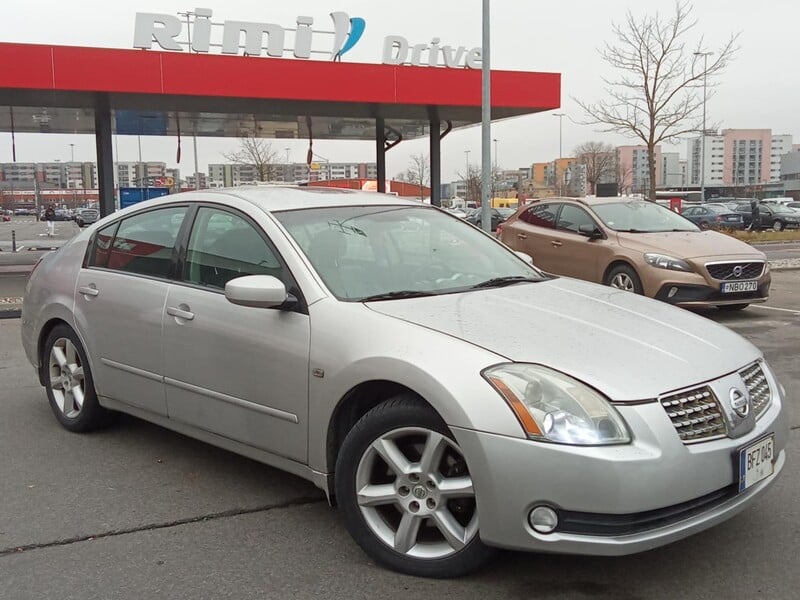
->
[452,383,788,555]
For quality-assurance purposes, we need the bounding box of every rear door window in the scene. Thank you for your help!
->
[519,203,558,229]
[106,206,188,278]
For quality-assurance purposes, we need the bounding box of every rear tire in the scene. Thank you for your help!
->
[42,325,110,432]
[335,395,495,578]
[718,304,749,311]
[699,221,710,230]
[605,264,644,295]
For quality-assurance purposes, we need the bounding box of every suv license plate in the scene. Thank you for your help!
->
[738,434,774,492]
[722,281,758,293]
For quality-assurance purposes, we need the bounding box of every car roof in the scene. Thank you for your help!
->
[125,185,426,214]
[526,196,658,207]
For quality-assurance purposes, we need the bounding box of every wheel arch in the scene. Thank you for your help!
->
[603,259,639,285]
[325,380,435,485]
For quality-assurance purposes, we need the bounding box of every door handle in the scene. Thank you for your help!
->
[551,240,564,247]
[516,233,527,240]
[78,285,99,297]
[167,306,195,321]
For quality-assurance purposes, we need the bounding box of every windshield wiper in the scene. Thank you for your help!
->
[361,290,437,302]
[470,276,543,289]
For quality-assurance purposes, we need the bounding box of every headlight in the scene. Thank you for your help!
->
[483,364,630,445]
[644,253,692,272]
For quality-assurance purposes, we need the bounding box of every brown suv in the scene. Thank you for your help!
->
[499,197,770,310]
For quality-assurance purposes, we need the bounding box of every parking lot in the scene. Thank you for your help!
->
[1,261,798,598]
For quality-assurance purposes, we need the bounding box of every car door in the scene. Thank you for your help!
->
[547,203,608,281]
[162,205,310,462]
[682,206,700,225]
[73,205,189,416]
[502,203,560,270]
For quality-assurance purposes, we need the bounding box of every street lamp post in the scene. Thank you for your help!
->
[69,143,75,162]
[553,113,565,195]
[492,138,498,201]
[694,52,713,203]
[480,0,492,231]
[464,150,471,204]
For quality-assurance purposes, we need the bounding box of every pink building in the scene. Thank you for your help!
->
[722,129,772,186]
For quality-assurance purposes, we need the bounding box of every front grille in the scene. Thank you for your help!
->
[660,386,727,443]
[740,363,772,419]
[706,261,765,281]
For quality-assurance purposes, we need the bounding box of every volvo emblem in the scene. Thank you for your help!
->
[730,388,750,418]
[732,265,744,278]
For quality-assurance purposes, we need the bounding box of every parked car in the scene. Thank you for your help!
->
[74,207,100,228]
[21,188,788,577]
[681,205,744,230]
[733,203,800,231]
[465,207,509,232]
[499,197,770,310]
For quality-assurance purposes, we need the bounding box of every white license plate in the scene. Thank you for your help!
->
[738,434,775,492]
[722,281,758,293]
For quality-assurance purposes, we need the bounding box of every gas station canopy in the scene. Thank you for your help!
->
[0,41,560,212]
[0,42,559,138]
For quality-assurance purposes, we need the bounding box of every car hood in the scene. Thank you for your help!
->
[615,230,766,260]
[366,278,760,401]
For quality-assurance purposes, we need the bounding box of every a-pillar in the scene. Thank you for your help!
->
[94,94,115,217]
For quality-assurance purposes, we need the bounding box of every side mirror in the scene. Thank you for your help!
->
[225,275,290,309]
[514,251,534,265]
[578,224,604,239]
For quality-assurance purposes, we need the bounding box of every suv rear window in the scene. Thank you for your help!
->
[520,204,558,229]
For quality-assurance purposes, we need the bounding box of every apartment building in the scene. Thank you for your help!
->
[115,162,167,187]
[208,162,378,186]
[617,145,663,193]
[688,130,793,186]
[0,162,97,188]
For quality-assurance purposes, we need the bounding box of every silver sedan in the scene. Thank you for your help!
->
[21,187,788,577]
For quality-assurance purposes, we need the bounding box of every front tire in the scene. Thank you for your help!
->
[335,396,494,578]
[773,220,784,232]
[606,264,644,294]
[43,325,110,432]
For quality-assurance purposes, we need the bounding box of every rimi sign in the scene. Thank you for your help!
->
[133,9,482,69]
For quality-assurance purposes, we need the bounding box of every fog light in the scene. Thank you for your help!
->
[528,506,558,534]
[668,286,678,298]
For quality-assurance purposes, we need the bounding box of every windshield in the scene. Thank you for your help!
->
[275,205,545,301]
[592,201,699,233]
[771,204,794,214]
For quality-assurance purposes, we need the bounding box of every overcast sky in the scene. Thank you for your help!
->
[1,0,798,182]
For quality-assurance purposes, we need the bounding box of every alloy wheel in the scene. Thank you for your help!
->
[355,427,478,559]
[610,273,635,292]
[48,337,86,419]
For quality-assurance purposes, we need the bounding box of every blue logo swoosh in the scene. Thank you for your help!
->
[338,17,365,57]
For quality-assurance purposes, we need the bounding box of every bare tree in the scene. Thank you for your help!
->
[576,1,738,200]
[574,142,617,195]
[404,153,430,200]
[223,136,279,181]
[616,158,634,195]
[456,164,485,206]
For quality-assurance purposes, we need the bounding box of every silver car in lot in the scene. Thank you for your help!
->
[21,187,788,577]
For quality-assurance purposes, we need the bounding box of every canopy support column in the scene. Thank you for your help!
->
[94,94,115,217]
[376,116,386,193]
[429,118,441,207]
